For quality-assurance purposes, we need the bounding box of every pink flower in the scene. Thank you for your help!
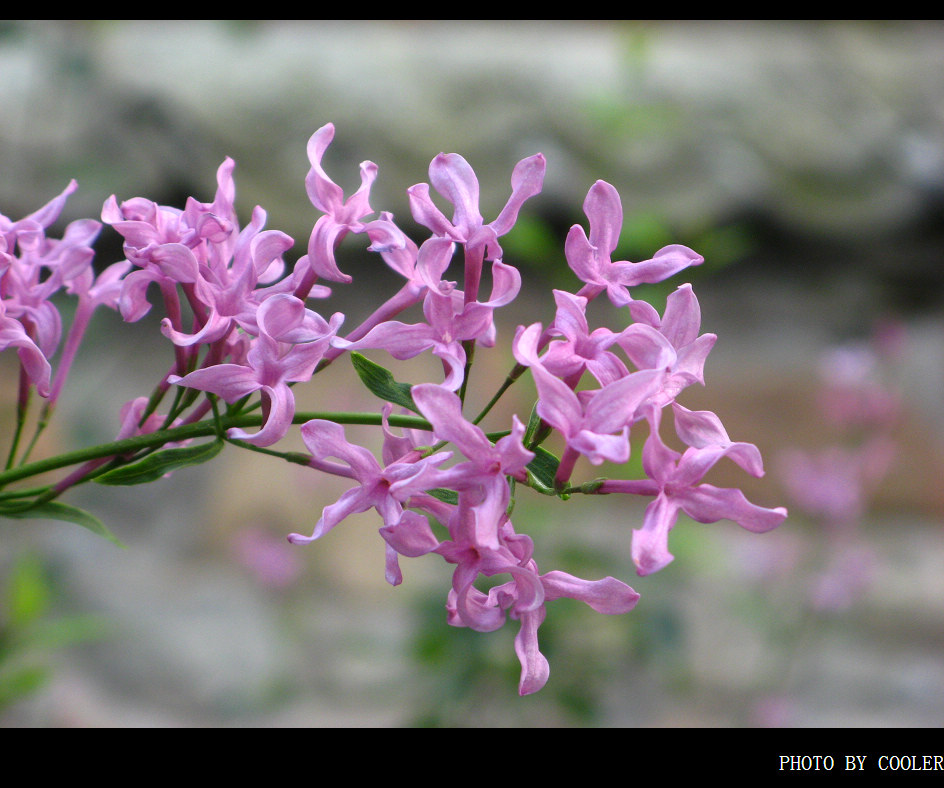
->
[617,283,717,407]
[538,289,630,387]
[410,382,533,549]
[233,527,303,590]
[565,180,703,312]
[169,294,342,446]
[408,151,546,262]
[287,416,450,585]
[602,407,787,576]
[299,122,379,284]
[0,300,52,396]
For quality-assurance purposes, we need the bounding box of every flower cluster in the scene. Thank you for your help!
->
[0,124,787,695]
[777,325,901,611]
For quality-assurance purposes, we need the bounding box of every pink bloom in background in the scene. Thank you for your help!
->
[778,439,895,526]
[776,328,902,612]
[233,527,303,590]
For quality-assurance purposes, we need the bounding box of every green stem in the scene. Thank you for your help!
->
[472,362,527,426]
[5,367,31,470]
[0,410,433,490]
[458,338,476,407]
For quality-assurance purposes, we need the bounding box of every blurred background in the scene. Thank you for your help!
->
[1,19,944,726]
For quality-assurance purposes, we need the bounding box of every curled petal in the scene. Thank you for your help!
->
[490,153,546,237]
[531,363,583,437]
[411,383,492,462]
[345,160,378,224]
[583,368,662,436]
[160,313,232,347]
[479,260,521,308]
[631,493,680,576]
[304,123,344,214]
[610,244,704,288]
[288,484,371,544]
[660,283,702,348]
[306,215,353,283]
[515,608,550,696]
[25,179,79,228]
[511,322,544,368]
[429,152,482,235]
[407,183,458,239]
[169,363,260,402]
[564,223,599,286]
[414,236,458,293]
[541,571,641,614]
[671,403,731,448]
[225,383,295,447]
[619,323,678,371]
[677,484,788,533]
[300,419,380,480]
[569,427,629,466]
[583,180,622,257]
[380,510,442,558]
[0,321,52,397]
[455,583,506,633]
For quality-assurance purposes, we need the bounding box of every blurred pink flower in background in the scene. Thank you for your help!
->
[776,323,904,613]
[233,526,303,590]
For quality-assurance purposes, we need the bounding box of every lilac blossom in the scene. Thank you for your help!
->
[169,294,343,446]
[0,300,52,396]
[103,157,240,323]
[617,283,717,408]
[408,151,546,262]
[601,407,787,576]
[335,256,519,391]
[565,180,703,315]
[434,511,640,695]
[411,382,533,549]
[538,289,631,388]
[286,415,451,585]
[297,122,381,287]
[158,206,295,347]
[408,150,544,303]
[513,326,662,484]
[1,181,107,398]
[0,122,791,698]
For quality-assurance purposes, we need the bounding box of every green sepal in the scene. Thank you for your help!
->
[525,445,561,496]
[349,352,419,413]
[0,500,125,547]
[425,488,459,505]
[523,401,552,450]
[94,439,224,487]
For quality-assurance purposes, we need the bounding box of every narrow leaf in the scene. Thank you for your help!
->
[94,439,223,486]
[350,352,419,413]
[2,501,125,547]
[425,488,459,505]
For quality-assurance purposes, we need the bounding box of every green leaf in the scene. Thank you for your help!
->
[349,352,419,413]
[94,439,223,487]
[1,501,124,547]
[523,402,543,446]
[4,553,50,628]
[0,665,50,709]
[426,488,459,505]
[526,446,561,495]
